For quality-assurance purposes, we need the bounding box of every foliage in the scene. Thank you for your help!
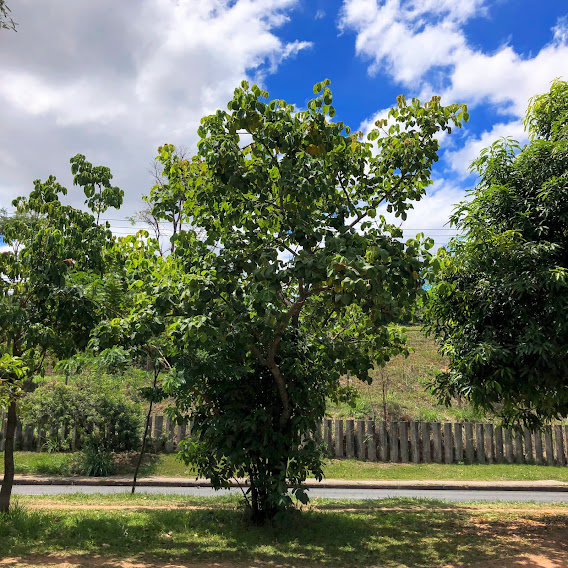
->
[0,0,16,31]
[425,79,568,428]
[97,80,466,521]
[22,379,142,453]
[0,155,123,511]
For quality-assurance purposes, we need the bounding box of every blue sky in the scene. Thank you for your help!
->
[0,0,567,246]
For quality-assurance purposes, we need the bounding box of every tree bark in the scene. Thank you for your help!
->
[0,400,17,513]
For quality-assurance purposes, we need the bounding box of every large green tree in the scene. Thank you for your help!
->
[425,79,568,428]
[99,80,465,521]
[0,156,123,512]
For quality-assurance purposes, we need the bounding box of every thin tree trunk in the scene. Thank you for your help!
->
[131,369,159,494]
[0,400,17,513]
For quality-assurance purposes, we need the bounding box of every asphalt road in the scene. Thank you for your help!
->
[12,485,568,503]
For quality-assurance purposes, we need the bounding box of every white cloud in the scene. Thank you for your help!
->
[0,0,310,216]
[446,121,528,177]
[341,1,568,121]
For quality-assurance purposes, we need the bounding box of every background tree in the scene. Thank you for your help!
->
[102,80,465,522]
[0,156,123,512]
[425,79,568,428]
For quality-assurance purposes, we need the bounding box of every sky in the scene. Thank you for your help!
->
[1,0,567,247]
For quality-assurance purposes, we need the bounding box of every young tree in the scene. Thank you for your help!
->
[0,156,123,512]
[425,79,568,428]
[102,80,465,521]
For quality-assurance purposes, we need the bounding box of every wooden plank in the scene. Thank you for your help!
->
[153,415,164,452]
[454,423,463,463]
[314,420,323,444]
[534,429,544,465]
[494,426,504,464]
[356,420,365,460]
[15,420,23,451]
[523,428,534,464]
[334,419,343,458]
[325,419,333,457]
[389,421,399,463]
[484,424,494,464]
[432,423,442,463]
[0,413,5,452]
[345,419,355,459]
[443,423,453,463]
[421,422,431,463]
[399,422,409,463]
[23,424,34,451]
[366,420,376,462]
[514,430,524,464]
[476,424,485,464]
[464,422,475,464]
[504,429,514,464]
[378,421,388,462]
[554,425,565,466]
[410,421,420,463]
[544,427,555,466]
[165,417,175,453]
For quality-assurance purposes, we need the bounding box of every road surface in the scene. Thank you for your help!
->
[12,485,568,503]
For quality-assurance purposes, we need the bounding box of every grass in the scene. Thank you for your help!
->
[4,452,568,482]
[1,494,567,567]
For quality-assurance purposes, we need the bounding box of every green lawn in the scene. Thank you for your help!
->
[1,494,567,567]
[3,452,568,482]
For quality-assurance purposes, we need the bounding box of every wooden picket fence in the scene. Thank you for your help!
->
[2,414,568,465]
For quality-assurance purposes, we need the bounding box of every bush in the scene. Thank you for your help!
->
[22,379,142,453]
[73,442,116,477]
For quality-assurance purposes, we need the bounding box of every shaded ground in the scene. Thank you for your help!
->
[1,498,567,568]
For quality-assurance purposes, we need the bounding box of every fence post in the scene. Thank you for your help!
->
[399,422,409,463]
[494,426,504,464]
[165,417,175,453]
[443,423,453,464]
[410,421,420,463]
[432,423,442,463]
[314,420,323,445]
[463,423,474,464]
[554,425,565,466]
[453,423,463,463]
[534,429,544,465]
[0,413,5,452]
[345,419,355,459]
[484,424,495,464]
[421,422,431,463]
[378,421,388,462]
[15,419,23,451]
[514,430,523,464]
[523,428,534,464]
[389,421,399,462]
[476,424,485,464]
[503,428,514,463]
[334,419,343,458]
[544,427,554,465]
[324,419,333,457]
[356,420,365,460]
[153,415,164,452]
[366,420,376,462]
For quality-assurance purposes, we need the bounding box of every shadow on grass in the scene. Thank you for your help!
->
[1,500,567,567]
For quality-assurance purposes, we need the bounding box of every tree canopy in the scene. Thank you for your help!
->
[425,79,568,428]
[98,80,466,521]
[0,156,123,512]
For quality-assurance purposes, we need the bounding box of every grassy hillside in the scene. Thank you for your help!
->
[327,327,486,423]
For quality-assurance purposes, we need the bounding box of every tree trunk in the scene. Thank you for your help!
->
[131,397,155,494]
[0,400,17,513]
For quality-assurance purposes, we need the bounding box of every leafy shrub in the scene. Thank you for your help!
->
[73,442,116,477]
[22,379,142,452]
